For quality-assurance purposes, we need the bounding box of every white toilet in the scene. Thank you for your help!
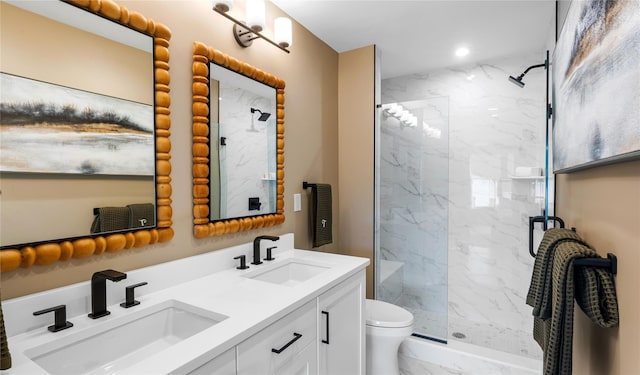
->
[365,299,414,375]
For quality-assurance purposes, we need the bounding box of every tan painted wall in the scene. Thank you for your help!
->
[0,2,155,246]
[337,46,375,298]
[1,0,340,299]
[556,159,640,374]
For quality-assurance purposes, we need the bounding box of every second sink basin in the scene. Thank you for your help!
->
[26,300,227,375]
[244,258,330,286]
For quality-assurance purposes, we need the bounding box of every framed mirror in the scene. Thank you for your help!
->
[0,0,173,271]
[192,42,285,238]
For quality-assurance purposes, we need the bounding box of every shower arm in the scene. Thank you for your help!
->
[517,63,546,79]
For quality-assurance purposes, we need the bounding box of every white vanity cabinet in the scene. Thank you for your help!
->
[188,348,236,375]
[187,271,366,375]
[237,300,318,375]
[318,271,366,375]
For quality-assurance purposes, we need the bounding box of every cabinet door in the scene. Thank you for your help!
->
[237,300,317,375]
[274,341,317,375]
[187,347,236,375]
[318,271,366,375]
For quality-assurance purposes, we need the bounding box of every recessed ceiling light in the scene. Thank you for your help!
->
[455,47,469,57]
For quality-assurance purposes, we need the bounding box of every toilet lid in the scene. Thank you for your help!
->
[365,299,414,328]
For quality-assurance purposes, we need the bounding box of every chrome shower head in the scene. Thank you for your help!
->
[251,107,271,121]
[509,75,525,88]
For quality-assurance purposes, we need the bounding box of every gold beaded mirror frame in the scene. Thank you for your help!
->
[192,41,285,238]
[0,0,173,272]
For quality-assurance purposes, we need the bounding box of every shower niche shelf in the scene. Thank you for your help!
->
[510,175,544,180]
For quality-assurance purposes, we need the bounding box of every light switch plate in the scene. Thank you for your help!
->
[293,193,301,212]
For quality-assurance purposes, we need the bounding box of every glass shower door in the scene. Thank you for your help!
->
[375,97,449,342]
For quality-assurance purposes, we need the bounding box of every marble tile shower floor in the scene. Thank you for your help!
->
[401,305,542,360]
[399,354,540,375]
[448,317,542,360]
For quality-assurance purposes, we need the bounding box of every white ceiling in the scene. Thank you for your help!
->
[271,0,556,78]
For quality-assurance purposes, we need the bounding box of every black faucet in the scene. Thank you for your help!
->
[252,235,279,265]
[88,269,127,319]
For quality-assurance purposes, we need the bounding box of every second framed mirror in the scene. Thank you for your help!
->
[192,42,285,238]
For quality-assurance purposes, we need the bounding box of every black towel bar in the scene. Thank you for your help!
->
[573,253,617,275]
[302,181,317,189]
[528,215,618,275]
[529,215,565,257]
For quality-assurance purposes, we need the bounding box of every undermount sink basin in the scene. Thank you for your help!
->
[244,259,330,286]
[26,300,227,375]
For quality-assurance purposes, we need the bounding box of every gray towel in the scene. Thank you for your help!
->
[312,184,332,247]
[91,207,130,233]
[540,241,598,375]
[527,228,586,318]
[127,203,155,228]
[574,267,619,329]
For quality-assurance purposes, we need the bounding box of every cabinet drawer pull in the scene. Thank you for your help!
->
[322,310,330,344]
[271,332,303,354]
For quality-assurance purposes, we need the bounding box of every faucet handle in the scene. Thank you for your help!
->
[120,282,148,308]
[234,255,250,270]
[265,246,277,261]
[33,305,73,332]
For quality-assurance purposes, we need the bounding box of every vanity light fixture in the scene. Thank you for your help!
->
[382,104,417,128]
[212,0,292,53]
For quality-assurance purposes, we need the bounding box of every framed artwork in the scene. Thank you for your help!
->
[0,72,154,176]
[552,0,640,173]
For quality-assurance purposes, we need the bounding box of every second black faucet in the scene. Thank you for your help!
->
[88,269,127,319]
[252,235,279,265]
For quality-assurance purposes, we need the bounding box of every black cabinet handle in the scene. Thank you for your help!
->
[271,332,303,354]
[321,311,330,344]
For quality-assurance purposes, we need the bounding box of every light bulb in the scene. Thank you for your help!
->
[387,103,401,115]
[246,0,266,32]
[400,111,411,123]
[274,17,292,48]
[212,0,233,12]
[410,115,418,127]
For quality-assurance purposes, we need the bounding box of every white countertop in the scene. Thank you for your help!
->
[2,239,369,375]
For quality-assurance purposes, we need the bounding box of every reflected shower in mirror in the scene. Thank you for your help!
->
[192,42,285,238]
[0,0,173,270]
[209,63,277,221]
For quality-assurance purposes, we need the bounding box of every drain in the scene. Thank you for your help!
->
[452,332,466,339]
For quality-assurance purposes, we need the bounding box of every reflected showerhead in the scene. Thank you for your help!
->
[251,107,271,121]
[509,75,525,88]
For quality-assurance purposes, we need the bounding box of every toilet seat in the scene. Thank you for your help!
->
[366,299,414,328]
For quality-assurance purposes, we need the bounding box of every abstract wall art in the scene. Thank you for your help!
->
[552,0,640,172]
[0,72,154,176]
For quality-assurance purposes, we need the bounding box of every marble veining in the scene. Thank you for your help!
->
[378,52,553,357]
[215,84,276,218]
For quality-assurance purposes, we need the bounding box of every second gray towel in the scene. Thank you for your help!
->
[127,203,155,228]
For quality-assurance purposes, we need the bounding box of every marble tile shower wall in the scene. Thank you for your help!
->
[382,53,548,358]
[219,85,274,218]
